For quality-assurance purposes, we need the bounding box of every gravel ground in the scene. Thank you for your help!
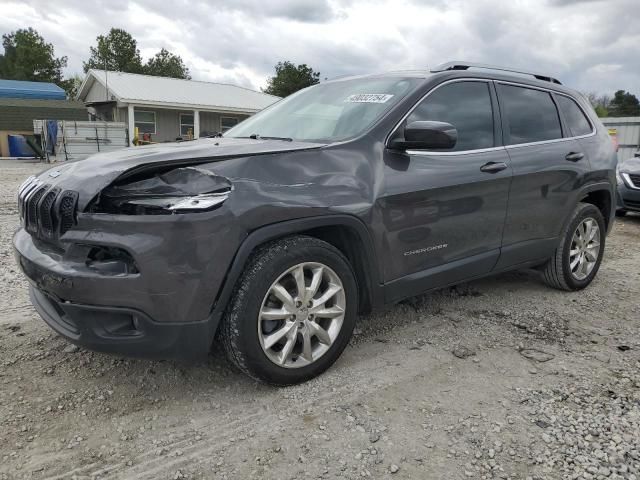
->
[1,160,639,480]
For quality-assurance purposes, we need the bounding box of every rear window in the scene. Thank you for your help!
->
[556,95,593,137]
[498,84,562,145]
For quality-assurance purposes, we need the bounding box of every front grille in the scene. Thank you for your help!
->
[59,192,78,235]
[26,187,47,234]
[17,177,78,241]
[38,189,59,237]
[628,174,640,188]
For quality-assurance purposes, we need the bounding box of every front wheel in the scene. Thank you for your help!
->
[220,236,358,385]
[542,202,606,291]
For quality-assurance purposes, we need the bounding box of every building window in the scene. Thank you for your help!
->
[134,110,156,134]
[221,116,239,133]
[180,113,194,136]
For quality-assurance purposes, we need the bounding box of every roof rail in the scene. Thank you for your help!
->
[430,61,562,85]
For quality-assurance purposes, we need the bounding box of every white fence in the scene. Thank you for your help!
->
[601,117,640,163]
[33,120,128,162]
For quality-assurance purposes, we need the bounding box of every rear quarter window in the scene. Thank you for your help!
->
[498,84,562,145]
[556,95,593,137]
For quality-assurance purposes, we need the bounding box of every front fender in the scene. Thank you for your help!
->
[209,214,382,327]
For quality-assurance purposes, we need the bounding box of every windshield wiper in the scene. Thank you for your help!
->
[248,133,293,142]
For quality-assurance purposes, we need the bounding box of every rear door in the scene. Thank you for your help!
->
[495,82,592,268]
[379,80,512,301]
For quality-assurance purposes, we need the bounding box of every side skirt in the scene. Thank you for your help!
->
[493,237,559,271]
[382,240,559,306]
[384,249,499,304]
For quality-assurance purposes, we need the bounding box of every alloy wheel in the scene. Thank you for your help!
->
[569,217,601,281]
[258,262,346,368]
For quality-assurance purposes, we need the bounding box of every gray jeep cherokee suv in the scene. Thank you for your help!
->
[14,62,616,385]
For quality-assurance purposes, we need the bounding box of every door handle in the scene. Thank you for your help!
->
[565,152,584,162]
[480,161,508,173]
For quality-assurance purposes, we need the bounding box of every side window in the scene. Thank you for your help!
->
[407,81,494,151]
[498,84,562,145]
[556,95,593,137]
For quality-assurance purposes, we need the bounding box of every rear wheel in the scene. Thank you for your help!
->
[220,236,358,385]
[542,203,605,291]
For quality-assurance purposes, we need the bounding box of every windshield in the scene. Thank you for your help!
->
[225,77,420,143]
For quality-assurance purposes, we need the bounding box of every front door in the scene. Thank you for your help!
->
[378,80,511,302]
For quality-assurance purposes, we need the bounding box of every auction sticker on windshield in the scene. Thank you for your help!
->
[345,93,394,103]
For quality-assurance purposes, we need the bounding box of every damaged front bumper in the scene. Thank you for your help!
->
[27,286,215,359]
[13,208,241,359]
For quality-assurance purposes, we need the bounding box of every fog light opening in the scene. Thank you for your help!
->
[86,246,139,275]
[102,313,142,337]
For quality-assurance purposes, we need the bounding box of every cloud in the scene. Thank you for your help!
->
[221,0,337,22]
[1,0,638,96]
[547,0,603,5]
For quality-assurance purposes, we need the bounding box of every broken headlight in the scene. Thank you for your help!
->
[93,166,232,215]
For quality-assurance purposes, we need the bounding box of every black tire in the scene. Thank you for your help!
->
[219,235,358,385]
[542,202,606,291]
[615,209,627,217]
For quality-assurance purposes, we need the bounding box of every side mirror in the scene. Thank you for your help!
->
[389,121,458,151]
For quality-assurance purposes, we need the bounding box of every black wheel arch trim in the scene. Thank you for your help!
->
[210,214,383,325]
[575,181,615,234]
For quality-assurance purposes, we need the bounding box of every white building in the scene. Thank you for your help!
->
[77,70,279,145]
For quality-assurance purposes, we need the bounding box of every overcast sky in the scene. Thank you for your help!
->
[1,0,638,96]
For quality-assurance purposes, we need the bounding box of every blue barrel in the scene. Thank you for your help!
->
[7,134,36,157]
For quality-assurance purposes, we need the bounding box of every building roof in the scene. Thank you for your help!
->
[0,98,87,131]
[0,98,86,109]
[78,70,280,113]
[0,79,66,100]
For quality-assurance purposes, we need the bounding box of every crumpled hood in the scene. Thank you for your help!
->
[34,137,323,208]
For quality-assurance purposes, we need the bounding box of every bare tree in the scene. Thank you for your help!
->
[584,92,611,117]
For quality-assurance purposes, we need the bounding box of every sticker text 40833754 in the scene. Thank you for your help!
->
[345,94,394,103]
